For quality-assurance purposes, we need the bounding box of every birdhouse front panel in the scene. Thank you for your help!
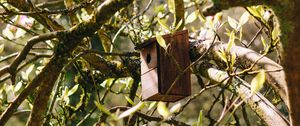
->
[139,30,191,102]
[140,42,159,99]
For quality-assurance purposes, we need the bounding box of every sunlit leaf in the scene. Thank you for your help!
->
[154,5,165,13]
[239,12,250,27]
[197,110,203,126]
[227,16,238,30]
[100,78,114,88]
[15,29,26,38]
[261,36,267,49]
[186,11,199,24]
[227,31,235,51]
[263,10,272,21]
[94,101,118,120]
[2,26,14,40]
[157,18,171,32]
[98,30,111,52]
[170,103,181,113]
[14,81,23,92]
[230,53,236,68]
[125,96,134,105]
[167,0,175,13]
[157,102,171,119]
[118,102,145,119]
[216,50,227,63]
[156,34,167,49]
[251,70,266,94]
[0,44,4,54]
[246,6,262,18]
[148,102,157,110]
[67,84,79,96]
[272,25,280,40]
[175,19,183,31]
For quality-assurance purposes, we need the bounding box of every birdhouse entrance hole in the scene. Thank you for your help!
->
[146,53,151,64]
[136,30,191,102]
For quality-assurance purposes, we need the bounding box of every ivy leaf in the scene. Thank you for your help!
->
[167,0,175,14]
[186,11,198,24]
[227,31,235,51]
[156,34,167,49]
[0,44,5,54]
[157,18,171,32]
[118,102,145,119]
[67,84,79,96]
[227,16,238,30]
[251,70,266,94]
[157,102,171,119]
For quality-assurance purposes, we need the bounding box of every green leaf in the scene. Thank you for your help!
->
[186,11,199,24]
[157,18,171,32]
[230,53,236,68]
[98,30,111,52]
[100,78,114,88]
[197,110,203,126]
[125,96,134,105]
[261,36,267,49]
[167,0,175,13]
[94,101,117,120]
[170,103,181,113]
[272,25,280,40]
[148,102,157,110]
[238,12,250,27]
[246,6,262,18]
[156,34,167,49]
[175,19,183,31]
[216,50,227,63]
[157,102,171,119]
[0,44,5,54]
[227,16,238,30]
[118,102,145,119]
[227,31,235,51]
[2,26,15,40]
[67,84,79,96]
[251,70,266,94]
[14,81,23,92]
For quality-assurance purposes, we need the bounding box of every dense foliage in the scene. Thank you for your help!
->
[0,0,295,125]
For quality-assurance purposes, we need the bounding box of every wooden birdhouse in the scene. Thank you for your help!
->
[136,30,191,102]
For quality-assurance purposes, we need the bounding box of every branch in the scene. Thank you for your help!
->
[7,0,64,31]
[98,106,190,126]
[7,32,58,84]
[0,0,134,125]
[202,0,274,16]
[27,0,134,125]
[198,67,289,126]
[193,40,288,105]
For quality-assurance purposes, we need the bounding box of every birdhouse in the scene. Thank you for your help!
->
[136,30,191,102]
